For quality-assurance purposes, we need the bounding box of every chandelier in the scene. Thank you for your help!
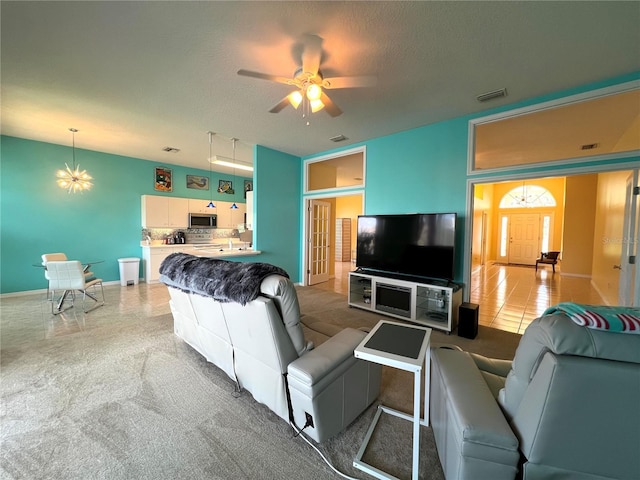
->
[507,183,546,207]
[56,128,93,193]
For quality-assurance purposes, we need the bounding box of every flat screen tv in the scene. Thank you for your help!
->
[356,213,456,281]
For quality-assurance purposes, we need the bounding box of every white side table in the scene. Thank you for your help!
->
[353,320,432,480]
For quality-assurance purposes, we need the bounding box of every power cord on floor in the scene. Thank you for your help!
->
[289,421,363,480]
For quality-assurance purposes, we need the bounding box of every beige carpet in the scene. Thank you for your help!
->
[1,285,521,480]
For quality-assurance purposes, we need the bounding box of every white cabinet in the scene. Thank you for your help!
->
[168,198,189,227]
[348,271,463,333]
[231,202,246,228]
[141,195,245,230]
[141,195,188,228]
[142,246,185,282]
[142,195,168,228]
[213,201,246,228]
[188,198,214,214]
[215,201,232,228]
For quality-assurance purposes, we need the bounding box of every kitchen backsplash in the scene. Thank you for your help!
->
[142,228,239,243]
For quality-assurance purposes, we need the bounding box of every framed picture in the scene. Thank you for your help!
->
[187,175,209,190]
[218,180,234,194]
[154,167,172,192]
[244,180,253,198]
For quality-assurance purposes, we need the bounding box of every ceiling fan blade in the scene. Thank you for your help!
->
[269,96,291,114]
[237,69,294,85]
[320,92,342,117]
[322,75,378,89]
[301,35,322,76]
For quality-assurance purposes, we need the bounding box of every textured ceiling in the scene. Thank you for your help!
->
[1,1,639,173]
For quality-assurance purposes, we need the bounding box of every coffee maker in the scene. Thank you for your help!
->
[174,231,186,244]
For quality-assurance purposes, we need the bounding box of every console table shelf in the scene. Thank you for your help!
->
[348,271,462,333]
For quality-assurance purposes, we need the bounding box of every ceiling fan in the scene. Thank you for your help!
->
[237,35,376,118]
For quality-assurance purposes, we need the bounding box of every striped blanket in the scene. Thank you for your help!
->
[544,302,640,334]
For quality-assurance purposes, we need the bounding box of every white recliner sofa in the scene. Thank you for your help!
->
[160,253,382,442]
[430,312,640,480]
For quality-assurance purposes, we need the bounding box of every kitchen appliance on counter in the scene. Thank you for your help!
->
[174,231,186,244]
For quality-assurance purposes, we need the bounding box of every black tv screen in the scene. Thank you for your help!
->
[356,213,456,281]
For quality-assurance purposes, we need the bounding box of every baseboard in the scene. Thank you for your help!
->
[0,279,137,298]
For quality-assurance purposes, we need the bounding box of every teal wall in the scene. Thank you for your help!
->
[302,71,640,282]
[252,145,301,279]
[0,136,251,293]
[3,72,639,293]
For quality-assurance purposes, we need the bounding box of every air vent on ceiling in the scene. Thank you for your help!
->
[580,143,599,150]
[476,88,508,103]
[329,134,348,143]
[162,146,181,153]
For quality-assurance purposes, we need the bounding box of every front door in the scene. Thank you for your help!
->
[508,213,540,265]
[307,199,331,285]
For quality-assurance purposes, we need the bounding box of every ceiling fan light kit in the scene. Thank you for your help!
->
[237,34,376,120]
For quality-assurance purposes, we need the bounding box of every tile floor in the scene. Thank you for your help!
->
[469,263,602,334]
[0,282,171,349]
[316,261,604,335]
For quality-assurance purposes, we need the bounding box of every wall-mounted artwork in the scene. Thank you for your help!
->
[154,167,172,192]
[218,180,234,194]
[244,180,253,198]
[187,175,209,190]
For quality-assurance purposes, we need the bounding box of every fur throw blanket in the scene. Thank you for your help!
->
[159,253,289,305]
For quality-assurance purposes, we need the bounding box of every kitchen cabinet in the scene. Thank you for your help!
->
[142,195,168,228]
[141,195,189,228]
[215,201,247,229]
[142,246,179,282]
[230,202,246,228]
[188,198,215,214]
[215,201,232,228]
[168,198,189,227]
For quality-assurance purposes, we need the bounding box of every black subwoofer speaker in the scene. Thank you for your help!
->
[458,302,479,339]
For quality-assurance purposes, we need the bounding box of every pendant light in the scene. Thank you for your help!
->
[56,128,93,193]
[230,137,238,210]
[206,131,216,209]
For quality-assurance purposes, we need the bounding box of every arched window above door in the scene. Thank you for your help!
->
[499,184,556,208]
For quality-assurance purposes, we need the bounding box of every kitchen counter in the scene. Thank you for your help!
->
[141,242,259,256]
[140,243,261,282]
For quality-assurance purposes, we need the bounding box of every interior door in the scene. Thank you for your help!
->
[307,199,331,285]
[508,213,540,265]
[619,170,639,306]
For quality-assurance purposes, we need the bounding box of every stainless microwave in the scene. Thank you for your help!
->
[189,213,217,228]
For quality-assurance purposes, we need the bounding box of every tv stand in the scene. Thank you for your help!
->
[348,271,462,333]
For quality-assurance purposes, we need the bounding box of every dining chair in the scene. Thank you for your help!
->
[46,260,105,314]
[42,253,94,300]
[42,253,67,300]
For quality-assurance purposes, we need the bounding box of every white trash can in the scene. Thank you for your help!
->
[118,257,140,286]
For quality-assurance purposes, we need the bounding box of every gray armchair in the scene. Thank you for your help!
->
[430,313,640,480]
